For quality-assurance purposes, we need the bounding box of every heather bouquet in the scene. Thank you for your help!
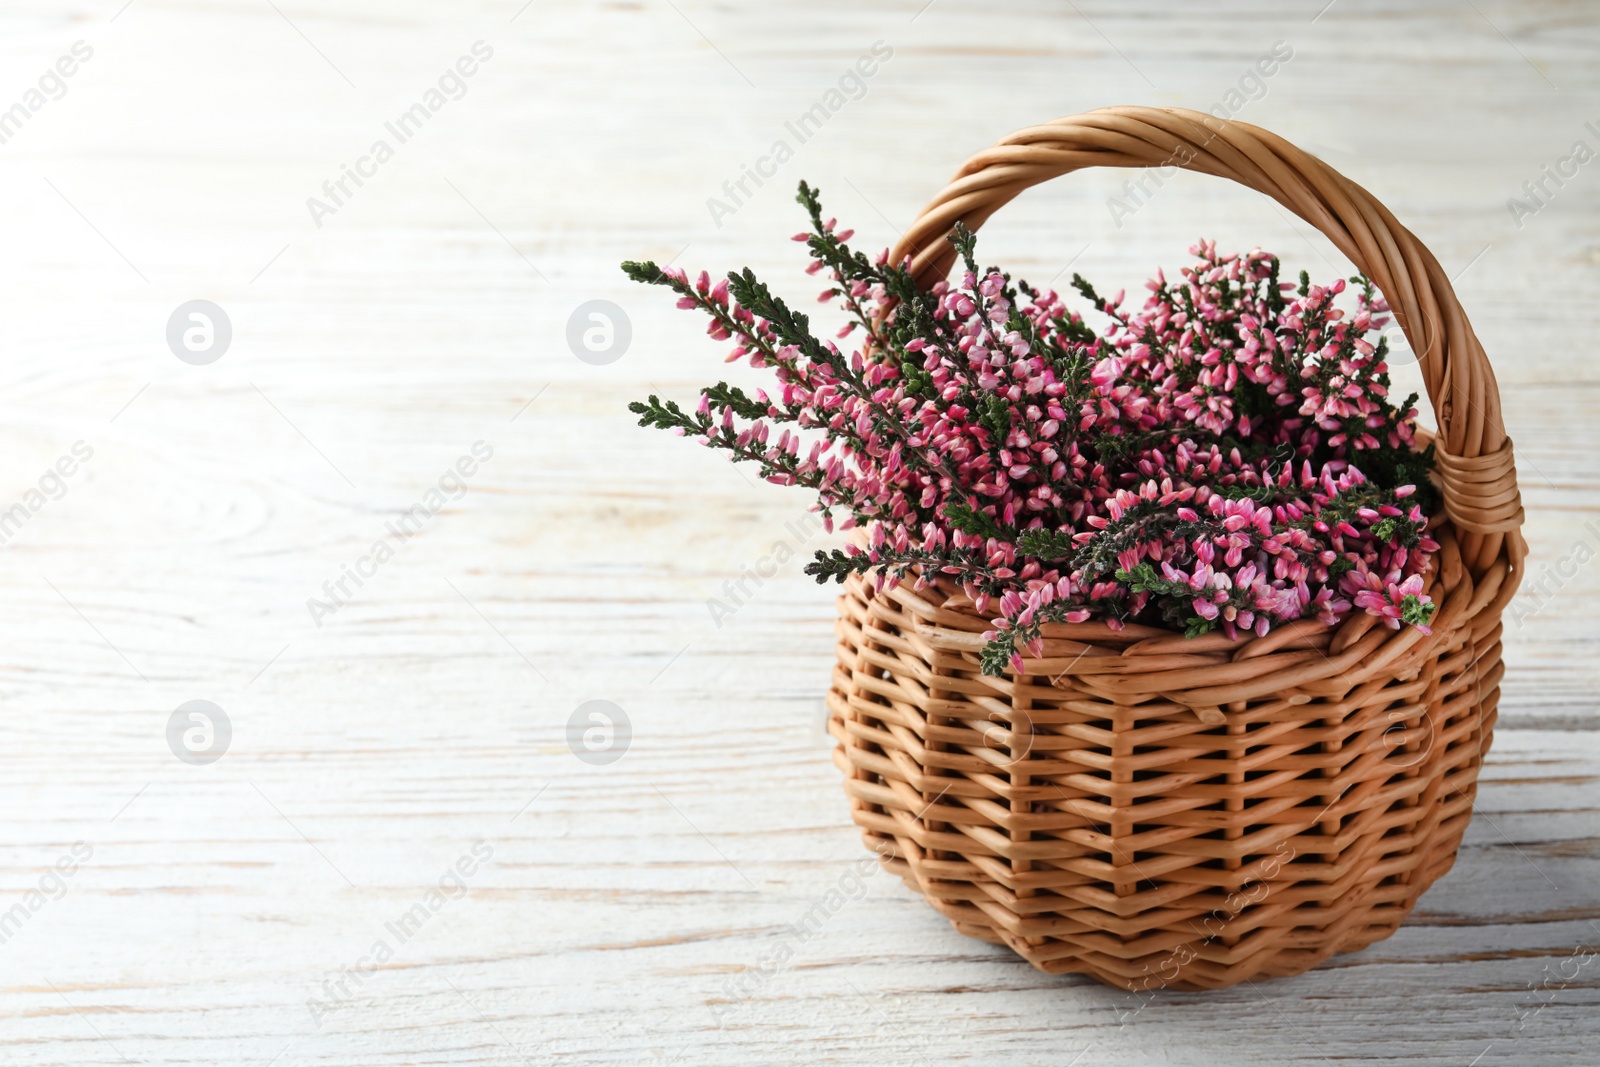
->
[626,183,1439,676]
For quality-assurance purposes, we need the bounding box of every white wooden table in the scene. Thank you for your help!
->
[2,1,1597,1063]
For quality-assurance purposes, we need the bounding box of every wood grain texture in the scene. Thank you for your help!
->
[0,0,1596,1063]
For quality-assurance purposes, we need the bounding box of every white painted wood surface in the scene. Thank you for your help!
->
[1,1,1597,1063]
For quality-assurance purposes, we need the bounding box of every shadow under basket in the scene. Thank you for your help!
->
[824,107,1526,992]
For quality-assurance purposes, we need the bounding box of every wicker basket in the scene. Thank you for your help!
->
[825,107,1526,991]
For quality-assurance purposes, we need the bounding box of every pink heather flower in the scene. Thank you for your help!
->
[1350,573,1434,634]
[635,209,1437,672]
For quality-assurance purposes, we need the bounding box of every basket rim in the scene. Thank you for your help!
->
[846,514,1502,719]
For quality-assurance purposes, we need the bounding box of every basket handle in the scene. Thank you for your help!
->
[888,106,1524,583]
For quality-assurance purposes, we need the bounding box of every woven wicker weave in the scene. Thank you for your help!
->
[825,107,1526,991]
